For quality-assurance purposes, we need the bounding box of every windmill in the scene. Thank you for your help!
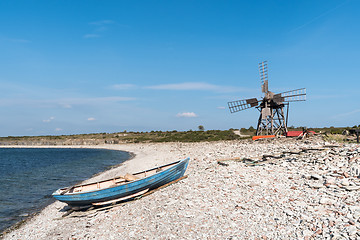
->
[228,61,306,136]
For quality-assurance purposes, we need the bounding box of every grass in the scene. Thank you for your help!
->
[0,126,358,145]
[0,129,249,145]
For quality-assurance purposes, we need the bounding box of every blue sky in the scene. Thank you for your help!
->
[0,0,359,136]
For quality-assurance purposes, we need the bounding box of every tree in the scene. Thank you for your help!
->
[198,125,205,131]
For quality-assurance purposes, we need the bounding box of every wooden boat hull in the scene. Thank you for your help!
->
[52,157,189,206]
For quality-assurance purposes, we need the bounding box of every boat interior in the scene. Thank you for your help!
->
[60,160,180,194]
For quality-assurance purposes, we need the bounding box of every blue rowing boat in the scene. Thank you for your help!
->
[52,157,189,207]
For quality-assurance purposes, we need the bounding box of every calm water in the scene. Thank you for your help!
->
[0,148,131,232]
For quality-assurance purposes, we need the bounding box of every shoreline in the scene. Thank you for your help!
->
[2,140,360,239]
[0,145,139,236]
[1,143,180,238]
[0,145,137,236]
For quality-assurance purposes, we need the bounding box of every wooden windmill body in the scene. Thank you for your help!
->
[228,61,306,136]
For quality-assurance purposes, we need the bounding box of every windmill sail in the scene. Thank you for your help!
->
[259,61,268,94]
[277,88,306,102]
[228,98,259,113]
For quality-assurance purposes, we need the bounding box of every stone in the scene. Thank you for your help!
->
[340,179,350,186]
[284,209,294,216]
[303,229,312,237]
[330,233,342,240]
[310,174,322,180]
[303,174,311,180]
[325,177,336,185]
[248,182,259,187]
[308,182,324,189]
[347,225,358,236]
[343,185,360,191]
[319,198,336,205]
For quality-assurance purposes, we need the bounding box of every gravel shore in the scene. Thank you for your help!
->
[2,138,360,239]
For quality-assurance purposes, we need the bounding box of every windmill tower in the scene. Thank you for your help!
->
[228,61,306,136]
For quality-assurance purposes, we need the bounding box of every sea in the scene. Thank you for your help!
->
[0,148,131,232]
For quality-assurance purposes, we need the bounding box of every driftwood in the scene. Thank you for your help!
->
[217,146,340,167]
[60,175,188,218]
[92,189,149,206]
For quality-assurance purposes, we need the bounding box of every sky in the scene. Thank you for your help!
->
[0,0,359,136]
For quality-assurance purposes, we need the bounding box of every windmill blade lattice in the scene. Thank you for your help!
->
[259,61,268,93]
[228,98,259,113]
[278,88,306,102]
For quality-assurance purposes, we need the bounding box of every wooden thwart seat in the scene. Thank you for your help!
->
[123,173,139,182]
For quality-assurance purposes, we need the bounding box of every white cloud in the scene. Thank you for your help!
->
[43,116,55,123]
[176,112,198,118]
[147,82,216,90]
[56,97,136,108]
[85,20,115,39]
[55,128,62,131]
[60,96,136,105]
[87,117,96,121]
[111,84,137,90]
[146,82,249,93]
[61,103,72,109]
[0,96,136,108]
[332,109,360,119]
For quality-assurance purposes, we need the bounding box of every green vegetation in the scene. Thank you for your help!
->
[322,134,348,143]
[0,129,249,145]
[119,129,246,143]
[0,125,359,145]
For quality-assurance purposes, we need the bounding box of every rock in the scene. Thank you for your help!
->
[348,220,355,225]
[349,164,360,177]
[325,177,336,185]
[326,184,338,189]
[347,225,358,236]
[308,182,324,189]
[343,185,360,191]
[310,174,322,180]
[302,174,311,180]
[303,229,312,237]
[340,179,350,186]
[301,214,312,222]
[328,220,335,227]
[248,182,259,187]
[319,198,336,205]
[330,233,342,240]
[284,209,294,216]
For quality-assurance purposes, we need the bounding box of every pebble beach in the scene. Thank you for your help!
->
[2,137,360,239]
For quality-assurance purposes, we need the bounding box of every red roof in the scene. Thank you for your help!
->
[286,131,303,137]
[286,131,316,137]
